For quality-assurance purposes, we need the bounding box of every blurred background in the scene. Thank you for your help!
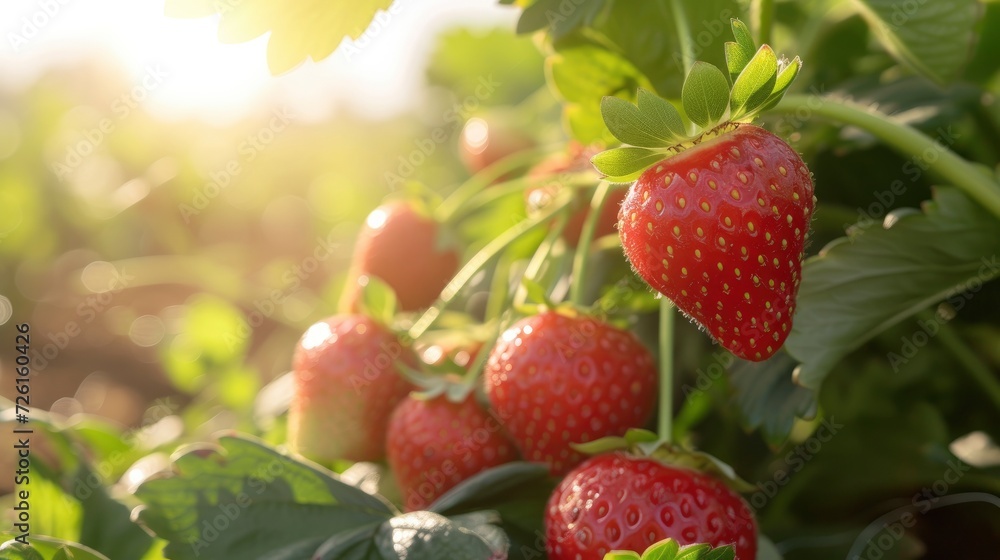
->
[0,0,552,441]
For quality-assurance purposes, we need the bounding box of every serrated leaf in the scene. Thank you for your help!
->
[681,62,730,128]
[605,539,735,560]
[730,45,778,119]
[601,96,677,148]
[730,353,818,446]
[374,512,497,559]
[592,147,664,179]
[549,44,650,143]
[636,89,687,143]
[164,0,395,74]
[787,188,1000,389]
[132,434,394,560]
[853,0,980,84]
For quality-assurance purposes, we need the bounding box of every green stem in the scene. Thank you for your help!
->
[435,145,555,224]
[931,315,1000,410]
[668,0,696,76]
[451,172,595,223]
[752,0,775,45]
[409,195,574,340]
[772,94,1000,221]
[658,299,676,442]
[513,213,569,307]
[569,182,613,306]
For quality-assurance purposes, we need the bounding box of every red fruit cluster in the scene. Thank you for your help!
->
[619,124,814,361]
[546,453,757,559]
[484,311,658,475]
[341,201,459,312]
[288,314,415,462]
[387,393,517,511]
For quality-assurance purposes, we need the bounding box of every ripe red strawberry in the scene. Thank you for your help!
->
[341,201,459,312]
[618,124,814,361]
[484,311,658,475]
[526,142,627,246]
[387,393,518,511]
[288,314,416,463]
[546,453,757,559]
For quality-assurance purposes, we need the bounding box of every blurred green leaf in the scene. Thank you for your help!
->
[517,0,608,37]
[0,537,111,560]
[426,28,545,106]
[357,275,399,326]
[787,188,1000,389]
[374,512,500,559]
[164,0,395,74]
[548,43,649,143]
[853,0,980,84]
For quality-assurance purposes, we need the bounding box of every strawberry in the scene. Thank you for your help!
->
[526,142,626,246]
[459,115,535,175]
[387,393,518,511]
[288,314,416,463]
[545,452,757,559]
[484,311,658,475]
[341,201,459,312]
[618,123,814,361]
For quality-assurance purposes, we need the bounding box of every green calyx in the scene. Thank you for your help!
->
[571,429,755,493]
[592,19,802,183]
[604,538,736,560]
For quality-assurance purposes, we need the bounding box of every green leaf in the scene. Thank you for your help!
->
[730,18,755,53]
[357,274,398,326]
[853,0,980,84]
[729,45,778,119]
[374,512,498,559]
[756,535,784,560]
[601,96,676,148]
[0,542,46,560]
[725,19,756,81]
[548,43,650,143]
[517,0,608,38]
[759,56,802,111]
[520,277,553,306]
[636,89,687,143]
[681,62,730,129]
[787,188,1000,389]
[729,353,817,446]
[603,538,735,560]
[0,537,111,560]
[133,434,395,560]
[591,147,663,181]
[164,0,396,74]
[429,463,554,560]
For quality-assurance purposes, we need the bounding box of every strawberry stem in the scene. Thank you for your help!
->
[569,182,614,306]
[772,94,1000,221]
[409,194,574,340]
[435,145,554,225]
[751,0,775,46]
[927,311,1000,410]
[513,213,569,307]
[658,299,676,443]
[450,172,595,224]
[667,0,696,78]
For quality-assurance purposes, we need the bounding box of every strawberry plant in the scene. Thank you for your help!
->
[5,0,1000,559]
